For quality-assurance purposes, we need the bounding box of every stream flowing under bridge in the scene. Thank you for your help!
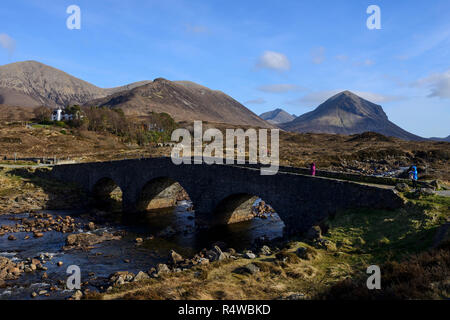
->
[49,157,404,235]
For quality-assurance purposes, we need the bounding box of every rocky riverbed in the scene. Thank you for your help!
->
[0,201,284,300]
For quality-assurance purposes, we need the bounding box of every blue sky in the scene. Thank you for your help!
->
[0,0,449,137]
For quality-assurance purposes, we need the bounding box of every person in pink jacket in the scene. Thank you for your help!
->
[310,162,316,176]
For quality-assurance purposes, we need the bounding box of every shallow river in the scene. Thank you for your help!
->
[0,201,284,300]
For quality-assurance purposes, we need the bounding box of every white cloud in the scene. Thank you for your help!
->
[185,24,209,34]
[256,51,291,71]
[354,91,404,103]
[0,33,16,56]
[335,54,348,62]
[257,84,306,93]
[286,89,405,106]
[412,70,450,99]
[244,98,266,105]
[311,46,325,64]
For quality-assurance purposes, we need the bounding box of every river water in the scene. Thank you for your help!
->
[0,201,284,300]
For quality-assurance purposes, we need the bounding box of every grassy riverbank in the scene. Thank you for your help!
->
[87,193,449,300]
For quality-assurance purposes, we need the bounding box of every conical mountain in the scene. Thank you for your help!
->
[281,91,423,140]
[260,108,296,124]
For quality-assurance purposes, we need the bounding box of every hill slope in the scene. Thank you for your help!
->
[87,78,271,127]
[0,61,270,127]
[260,108,296,124]
[0,61,106,107]
[281,91,423,140]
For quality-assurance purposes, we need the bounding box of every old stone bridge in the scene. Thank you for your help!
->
[49,157,404,235]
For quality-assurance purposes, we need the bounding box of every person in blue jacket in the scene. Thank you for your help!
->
[408,165,418,188]
[411,166,418,180]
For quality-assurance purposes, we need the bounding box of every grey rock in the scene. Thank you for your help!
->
[156,263,170,275]
[206,246,227,262]
[305,225,322,240]
[240,263,260,275]
[169,250,184,265]
[419,188,435,196]
[395,183,410,192]
[259,245,271,256]
[71,290,83,300]
[133,271,150,282]
[244,251,256,259]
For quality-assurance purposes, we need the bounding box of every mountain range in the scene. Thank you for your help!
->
[0,61,270,127]
[280,91,424,141]
[0,60,148,107]
[1,61,441,140]
[259,108,296,124]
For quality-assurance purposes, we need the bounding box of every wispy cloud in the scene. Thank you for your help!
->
[257,84,306,93]
[185,24,209,34]
[244,98,266,105]
[411,70,450,99]
[256,51,291,71]
[0,33,16,56]
[311,46,325,64]
[355,91,404,103]
[352,59,375,67]
[335,54,348,62]
[401,27,450,59]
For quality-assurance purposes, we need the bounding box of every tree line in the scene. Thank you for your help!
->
[33,105,177,145]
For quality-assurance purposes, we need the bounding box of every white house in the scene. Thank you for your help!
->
[51,107,79,121]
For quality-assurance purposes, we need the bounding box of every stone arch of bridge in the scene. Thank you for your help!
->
[91,177,124,212]
[211,192,283,226]
[136,176,192,212]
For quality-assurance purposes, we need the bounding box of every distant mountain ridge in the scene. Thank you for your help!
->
[281,91,424,141]
[429,135,450,142]
[0,61,271,127]
[87,78,271,127]
[0,61,105,107]
[0,60,152,107]
[259,108,296,124]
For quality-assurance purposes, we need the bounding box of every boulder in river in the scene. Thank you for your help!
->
[169,250,184,265]
[158,226,177,238]
[64,232,121,250]
[109,271,135,285]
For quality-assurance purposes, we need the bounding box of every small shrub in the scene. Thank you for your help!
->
[275,250,301,264]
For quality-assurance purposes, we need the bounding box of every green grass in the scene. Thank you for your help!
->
[31,124,51,129]
[323,194,450,264]
[84,193,449,300]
